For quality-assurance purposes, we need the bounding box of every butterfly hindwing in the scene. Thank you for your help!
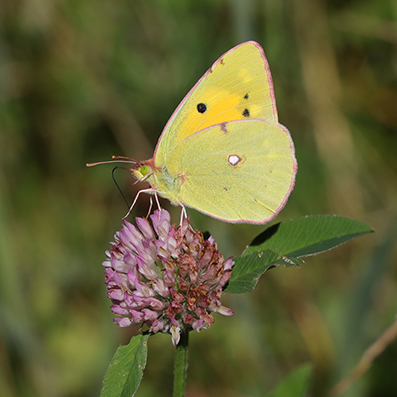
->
[164,119,296,223]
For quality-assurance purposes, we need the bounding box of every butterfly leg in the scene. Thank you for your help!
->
[146,197,154,219]
[149,192,163,225]
[153,192,162,211]
[123,188,155,220]
[179,204,188,226]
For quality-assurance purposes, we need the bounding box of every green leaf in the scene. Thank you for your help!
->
[225,250,303,293]
[267,363,312,397]
[226,216,372,294]
[101,334,149,397]
[244,215,373,258]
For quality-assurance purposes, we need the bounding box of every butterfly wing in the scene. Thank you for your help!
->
[164,119,296,223]
[154,41,278,167]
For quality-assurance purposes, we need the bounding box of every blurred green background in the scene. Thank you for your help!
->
[1,0,396,396]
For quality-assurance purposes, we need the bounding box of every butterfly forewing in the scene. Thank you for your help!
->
[154,41,278,167]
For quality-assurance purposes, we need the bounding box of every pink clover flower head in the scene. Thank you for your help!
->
[103,209,234,345]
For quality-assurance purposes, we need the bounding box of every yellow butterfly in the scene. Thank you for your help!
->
[98,41,297,224]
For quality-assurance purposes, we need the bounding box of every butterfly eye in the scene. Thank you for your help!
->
[197,103,207,113]
[140,165,151,176]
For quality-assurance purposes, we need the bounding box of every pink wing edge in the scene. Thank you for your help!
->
[152,40,278,160]
[248,41,278,122]
[194,121,298,225]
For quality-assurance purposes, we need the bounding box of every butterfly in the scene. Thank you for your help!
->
[94,41,297,224]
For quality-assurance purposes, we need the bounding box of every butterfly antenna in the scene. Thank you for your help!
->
[86,156,140,167]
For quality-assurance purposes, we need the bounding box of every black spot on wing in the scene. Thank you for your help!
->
[242,108,250,117]
[244,93,249,100]
[197,103,207,113]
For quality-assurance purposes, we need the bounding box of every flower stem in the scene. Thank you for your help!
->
[173,330,189,397]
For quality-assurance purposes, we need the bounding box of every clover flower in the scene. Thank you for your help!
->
[103,209,234,345]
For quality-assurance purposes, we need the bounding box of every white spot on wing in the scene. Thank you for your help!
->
[228,154,242,166]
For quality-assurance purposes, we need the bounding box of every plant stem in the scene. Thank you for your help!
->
[173,330,189,397]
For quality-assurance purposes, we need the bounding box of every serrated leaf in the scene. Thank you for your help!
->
[244,215,373,258]
[101,334,149,397]
[225,250,303,293]
[267,363,312,397]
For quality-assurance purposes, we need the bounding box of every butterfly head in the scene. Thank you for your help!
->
[132,163,153,182]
